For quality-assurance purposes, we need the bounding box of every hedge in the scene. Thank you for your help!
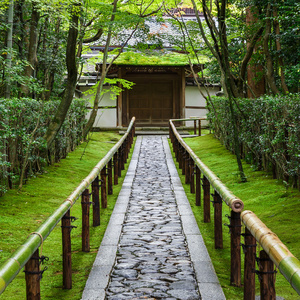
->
[207,94,300,189]
[0,98,87,195]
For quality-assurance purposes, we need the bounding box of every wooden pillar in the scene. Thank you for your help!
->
[230,211,241,286]
[62,210,72,289]
[101,166,107,208]
[81,188,90,252]
[202,176,211,223]
[195,166,201,206]
[92,176,100,227]
[213,191,223,249]
[113,153,118,185]
[108,159,113,195]
[243,228,256,300]
[194,120,197,135]
[258,250,276,300]
[25,249,41,300]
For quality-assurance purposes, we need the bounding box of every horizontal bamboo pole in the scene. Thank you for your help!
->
[0,117,135,295]
[241,210,300,295]
[169,120,244,212]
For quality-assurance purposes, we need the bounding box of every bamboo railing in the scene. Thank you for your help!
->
[169,118,300,299]
[0,117,135,298]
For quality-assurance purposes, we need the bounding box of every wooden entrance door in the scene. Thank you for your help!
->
[127,78,174,126]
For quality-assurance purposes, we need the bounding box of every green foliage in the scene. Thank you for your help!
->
[83,78,135,100]
[207,94,300,187]
[0,98,88,195]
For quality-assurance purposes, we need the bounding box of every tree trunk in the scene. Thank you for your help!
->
[246,7,265,98]
[273,8,289,93]
[44,6,79,148]
[21,1,40,96]
[264,4,280,95]
[5,0,14,99]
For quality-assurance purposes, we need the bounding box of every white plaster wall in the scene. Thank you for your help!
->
[184,86,219,127]
[79,86,117,128]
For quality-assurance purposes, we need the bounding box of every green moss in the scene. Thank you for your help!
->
[170,134,300,300]
[114,50,208,66]
[0,132,134,299]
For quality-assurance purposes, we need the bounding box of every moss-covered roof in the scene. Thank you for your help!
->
[113,50,208,66]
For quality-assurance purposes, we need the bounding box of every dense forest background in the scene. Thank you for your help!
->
[0,0,299,194]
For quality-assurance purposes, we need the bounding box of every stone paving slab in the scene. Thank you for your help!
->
[82,136,225,300]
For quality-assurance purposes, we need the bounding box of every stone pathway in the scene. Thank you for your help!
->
[81,136,225,300]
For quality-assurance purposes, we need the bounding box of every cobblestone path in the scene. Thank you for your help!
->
[105,136,201,300]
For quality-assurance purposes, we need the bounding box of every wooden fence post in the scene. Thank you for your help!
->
[25,249,41,300]
[101,166,107,208]
[113,153,118,185]
[230,211,241,286]
[62,210,72,289]
[195,166,201,206]
[81,188,90,252]
[213,191,223,249]
[182,150,186,175]
[190,158,195,194]
[185,152,190,184]
[121,144,125,170]
[108,159,113,195]
[243,228,256,300]
[194,119,197,135]
[198,119,201,136]
[92,176,100,227]
[258,250,276,300]
[118,148,122,177]
[178,145,183,170]
[202,176,211,223]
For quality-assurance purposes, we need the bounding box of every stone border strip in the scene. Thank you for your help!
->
[162,136,226,300]
[81,136,143,300]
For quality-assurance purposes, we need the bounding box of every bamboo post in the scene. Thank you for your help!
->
[108,159,113,195]
[101,166,107,208]
[230,211,241,286]
[243,228,256,300]
[118,148,122,177]
[213,191,223,249]
[62,210,72,289]
[196,166,201,206]
[92,176,100,227]
[81,188,90,252]
[190,158,195,194]
[202,175,211,223]
[194,119,197,135]
[258,250,276,300]
[113,152,118,185]
[25,249,40,300]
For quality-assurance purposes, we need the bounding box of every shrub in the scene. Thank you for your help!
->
[207,94,300,189]
[0,98,87,195]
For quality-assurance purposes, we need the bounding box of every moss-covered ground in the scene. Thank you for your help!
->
[170,130,300,299]
[0,132,134,299]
